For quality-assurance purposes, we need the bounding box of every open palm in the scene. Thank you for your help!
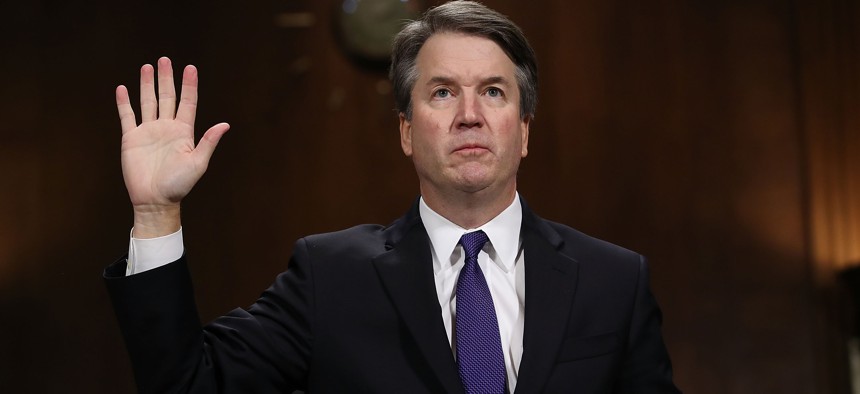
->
[116,57,229,210]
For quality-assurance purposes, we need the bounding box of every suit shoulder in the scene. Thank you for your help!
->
[300,224,388,255]
[543,219,643,264]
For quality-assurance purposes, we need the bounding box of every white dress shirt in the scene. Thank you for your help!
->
[126,196,526,392]
[125,228,184,276]
[419,195,525,393]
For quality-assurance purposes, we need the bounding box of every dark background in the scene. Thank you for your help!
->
[0,0,858,392]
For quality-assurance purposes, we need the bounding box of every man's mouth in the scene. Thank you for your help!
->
[452,143,489,154]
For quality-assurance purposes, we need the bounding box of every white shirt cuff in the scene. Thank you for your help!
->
[126,227,184,276]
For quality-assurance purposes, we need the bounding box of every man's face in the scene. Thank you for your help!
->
[399,32,530,202]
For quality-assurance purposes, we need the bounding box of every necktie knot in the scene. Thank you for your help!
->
[460,230,490,261]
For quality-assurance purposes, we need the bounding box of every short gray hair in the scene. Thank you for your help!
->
[390,1,538,120]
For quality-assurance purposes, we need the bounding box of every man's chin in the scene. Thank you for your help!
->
[451,176,495,194]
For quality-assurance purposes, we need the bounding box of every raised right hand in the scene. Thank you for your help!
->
[116,57,229,238]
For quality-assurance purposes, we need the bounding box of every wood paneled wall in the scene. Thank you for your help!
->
[0,0,855,392]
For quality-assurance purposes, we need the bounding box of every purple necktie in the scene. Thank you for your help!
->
[456,230,506,394]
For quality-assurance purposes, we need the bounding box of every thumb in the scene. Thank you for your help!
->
[194,122,230,164]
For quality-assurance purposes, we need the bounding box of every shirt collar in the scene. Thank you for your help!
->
[419,193,523,274]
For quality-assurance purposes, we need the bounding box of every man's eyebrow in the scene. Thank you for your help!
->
[426,76,456,86]
[482,76,510,86]
[425,75,512,86]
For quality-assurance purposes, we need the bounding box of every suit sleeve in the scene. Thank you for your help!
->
[617,256,682,393]
[103,239,315,394]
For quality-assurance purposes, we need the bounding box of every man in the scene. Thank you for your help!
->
[105,1,680,393]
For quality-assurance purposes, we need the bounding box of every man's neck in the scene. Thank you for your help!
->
[420,184,518,229]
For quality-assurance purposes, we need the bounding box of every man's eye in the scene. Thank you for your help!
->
[487,87,502,97]
[433,89,451,98]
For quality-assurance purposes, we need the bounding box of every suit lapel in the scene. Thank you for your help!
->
[514,203,580,394]
[372,205,464,394]
[371,199,578,394]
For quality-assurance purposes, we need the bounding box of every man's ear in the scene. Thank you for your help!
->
[520,115,531,158]
[399,113,413,157]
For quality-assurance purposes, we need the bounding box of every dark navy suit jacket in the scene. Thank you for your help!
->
[105,199,680,393]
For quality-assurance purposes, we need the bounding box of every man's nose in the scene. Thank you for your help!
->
[456,91,483,129]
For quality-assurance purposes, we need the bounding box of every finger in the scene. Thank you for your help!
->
[116,85,138,134]
[157,57,177,119]
[176,65,199,126]
[140,64,157,122]
[194,123,230,165]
